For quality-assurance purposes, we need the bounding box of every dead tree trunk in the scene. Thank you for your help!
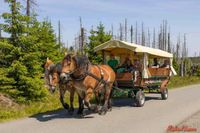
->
[152,28,156,48]
[119,23,123,41]
[130,25,133,43]
[26,0,30,16]
[11,0,17,42]
[141,22,145,46]
[58,20,61,46]
[111,24,114,39]
[125,18,127,41]
[147,28,150,47]
[135,22,138,44]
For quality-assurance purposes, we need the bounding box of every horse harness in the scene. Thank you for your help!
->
[68,63,109,92]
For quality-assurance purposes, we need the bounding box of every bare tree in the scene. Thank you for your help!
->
[147,28,150,47]
[167,26,171,52]
[158,24,162,50]
[163,20,168,51]
[152,28,156,48]
[141,22,145,46]
[26,0,37,16]
[58,20,61,46]
[135,22,138,44]
[125,18,127,41]
[5,0,17,40]
[79,17,85,55]
[176,34,181,60]
[167,32,171,52]
[119,23,123,40]
[130,25,133,43]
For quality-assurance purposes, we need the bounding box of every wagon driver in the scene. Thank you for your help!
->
[108,54,118,71]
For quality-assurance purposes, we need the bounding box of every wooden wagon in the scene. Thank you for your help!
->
[94,40,177,107]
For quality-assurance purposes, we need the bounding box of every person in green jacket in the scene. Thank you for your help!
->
[107,54,118,71]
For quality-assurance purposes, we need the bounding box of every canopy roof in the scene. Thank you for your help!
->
[94,40,173,58]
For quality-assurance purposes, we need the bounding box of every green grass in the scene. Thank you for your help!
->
[168,76,200,89]
[0,76,200,123]
[0,91,79,123]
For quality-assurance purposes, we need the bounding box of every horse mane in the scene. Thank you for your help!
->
[63,54,90,68]
[73,55,90,68]
[64,54,72,61]
[48,63,62,75]
[55,63,62,74]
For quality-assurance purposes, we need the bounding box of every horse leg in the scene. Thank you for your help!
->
[68,88,75,114]
[59,88,69,110]
[98,84,111,115]
[107,88,113,112]
[84,88,93,110]
[90,91,100,113]
[77,95,84,116]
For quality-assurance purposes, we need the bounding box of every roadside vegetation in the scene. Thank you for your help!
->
[168,76,200,89]
[0,92,79,122]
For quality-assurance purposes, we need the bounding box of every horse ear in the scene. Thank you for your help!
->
[47,57,49,62]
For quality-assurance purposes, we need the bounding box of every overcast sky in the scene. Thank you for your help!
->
[0,0,200,56]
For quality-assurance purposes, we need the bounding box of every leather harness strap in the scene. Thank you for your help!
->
[70,64,109,92]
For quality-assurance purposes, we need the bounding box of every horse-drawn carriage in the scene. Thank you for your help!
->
[94,40,177,107]
[44,40,177,116]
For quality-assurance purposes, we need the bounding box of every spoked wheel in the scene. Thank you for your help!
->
[135,90,145,107]
[161,88,168,100]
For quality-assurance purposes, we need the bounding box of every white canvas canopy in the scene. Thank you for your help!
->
[94,40,173,58]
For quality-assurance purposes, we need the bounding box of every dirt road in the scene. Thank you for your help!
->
[0,84,200,133]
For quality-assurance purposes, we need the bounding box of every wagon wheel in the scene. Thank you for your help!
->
[135,90,145,107]
[161,88,168,100]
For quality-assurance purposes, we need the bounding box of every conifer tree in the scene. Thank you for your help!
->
[0,1,63,102]
[85,23,111,64]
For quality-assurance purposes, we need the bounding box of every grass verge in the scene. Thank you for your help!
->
[0,92,79,123]
[168,76,200,89]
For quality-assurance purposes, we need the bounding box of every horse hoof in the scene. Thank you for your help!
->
[68,108,74,113]
[77,114,85,118]
[98,110,107,115]
[68,110,74,115]
[77,112,85,118]
[98,109,107,115]
[108,107,112,112]
[63,104,69,110]
[90,105,99,113]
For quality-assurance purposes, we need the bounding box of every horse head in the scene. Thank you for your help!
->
[60,54,90,83]
[60,54,76,83]
[44,58,60,93]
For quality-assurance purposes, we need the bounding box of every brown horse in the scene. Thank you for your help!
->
[44,58,76,113]
[60,54,116,115]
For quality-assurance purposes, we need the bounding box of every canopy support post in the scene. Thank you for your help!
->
[142,53,149,78]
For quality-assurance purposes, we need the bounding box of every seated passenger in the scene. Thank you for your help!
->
[152,58,160,68]
[107,54,118,71]
[160,60,170,68]
[133,59,141,71]
[117,57,133,73]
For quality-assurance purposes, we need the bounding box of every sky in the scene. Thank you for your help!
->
[0,0,200,56]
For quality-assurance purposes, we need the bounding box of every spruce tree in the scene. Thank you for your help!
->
[0,1,63,102]
[86,23,111,64]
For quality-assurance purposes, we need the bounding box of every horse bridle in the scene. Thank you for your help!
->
[62,63,89,81]
[45,64,57,87]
